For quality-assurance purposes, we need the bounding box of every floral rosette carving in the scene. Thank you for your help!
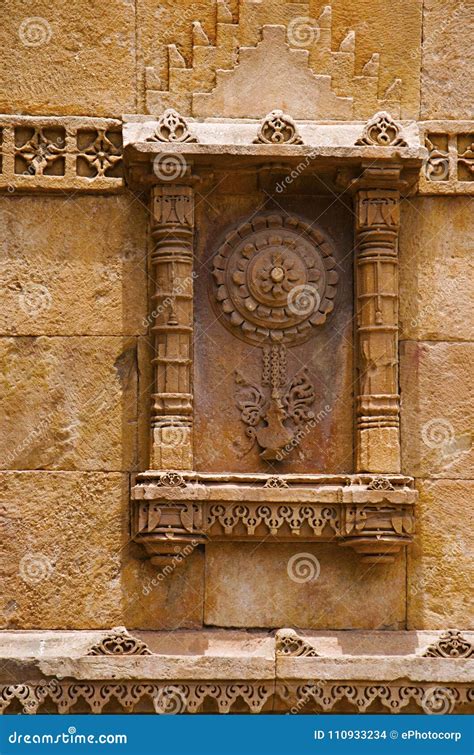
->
[211,214,338,347]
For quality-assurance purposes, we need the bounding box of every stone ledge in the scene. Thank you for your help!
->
[0,629,472,714]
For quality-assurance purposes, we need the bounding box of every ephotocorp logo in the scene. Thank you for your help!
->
[18,17,52,47]
[287,17,320,47]
[18,282,52,317]
[422,686,456,715]
[287,284,320,317]
[154,686,188,714]
[153,153,188,181]
[421,418,454,449]
[287,553,320,584]
[19,552,54,585]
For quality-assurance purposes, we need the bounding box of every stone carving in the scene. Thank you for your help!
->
[264,476,289,489]
[354,182,401,473]
[419,125,474,193]
[14,125,66,176]
[355,111,407,147]
[212,212,337,460]
[0,115,123,191]
[150,185,195,471]
[1,679,471,715]
[280,682,473,714]
[275,628,319,657]
[253,110,303,145]
[206,502,340,538]
[211,214,338,346]
[367,477,395,491]
[235,351,315,460]
[146,7,404,119]
[422,631,474,659]
[155,472,187,488]
[87,627,152,656]
[147,108,198,143]
[133,473,416,557]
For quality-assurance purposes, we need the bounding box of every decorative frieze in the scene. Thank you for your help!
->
[275,628,319,657]
[418,121,474,195]
[0,115,123,192]
[254,110,303,145]
[132,472,416,562]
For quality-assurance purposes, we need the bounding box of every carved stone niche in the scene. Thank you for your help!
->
[123,110,425,565]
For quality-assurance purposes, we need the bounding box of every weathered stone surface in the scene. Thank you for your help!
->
[0,0,136,116]
[0,195,147,337]
[399,198,474,342]
[204,543,405,629]
[0,337,139,471]
[421,0,474,119]
[407,479,474,629]
[0,472,127,629]
[400,342,473,478]
[0,472,204,630]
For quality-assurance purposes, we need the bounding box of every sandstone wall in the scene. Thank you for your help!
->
[0,0,472,631]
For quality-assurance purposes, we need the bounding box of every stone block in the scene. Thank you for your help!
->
[407,479,474,629]
[399,198,474,342]
[400,341,473,478]
[0,195,147,337]
[0,336,139,471]
[0,471,127,629]
[1,0,136,116]
[204,542,405,629]
[421,0,474,119]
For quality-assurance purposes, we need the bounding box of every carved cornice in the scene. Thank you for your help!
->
[275,629,319,657]
[86,627,152,656]
[422,631,474,659]
[132,472,416,563]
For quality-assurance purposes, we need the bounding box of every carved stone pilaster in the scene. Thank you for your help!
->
[149,184,194,470]
[355,187,401,473]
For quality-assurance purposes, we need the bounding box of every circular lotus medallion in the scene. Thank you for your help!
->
[211,214,339,346]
